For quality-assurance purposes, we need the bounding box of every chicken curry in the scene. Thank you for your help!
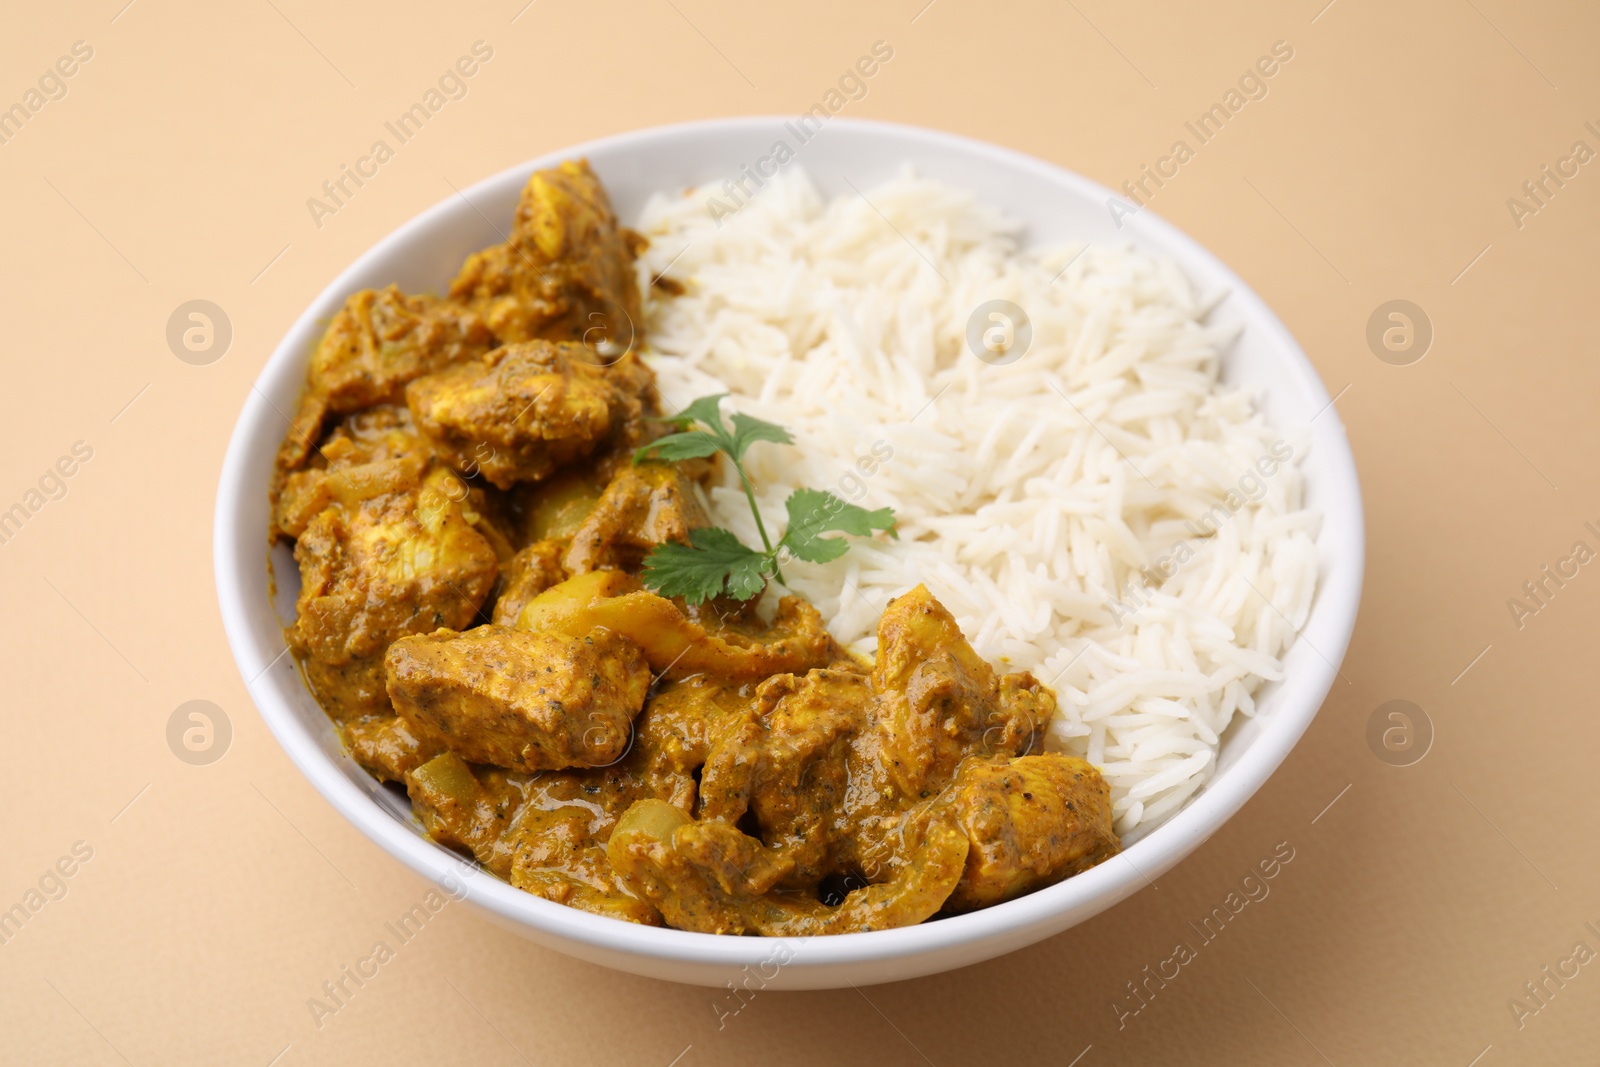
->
[271,160,1120,934]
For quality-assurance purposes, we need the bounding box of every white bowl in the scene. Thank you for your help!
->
[215,117,1363,989]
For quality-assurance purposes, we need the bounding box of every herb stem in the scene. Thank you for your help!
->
[736,467,785,584]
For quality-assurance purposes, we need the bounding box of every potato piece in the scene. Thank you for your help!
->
[512,468,605,543]
[513,569,641,633]
[515,573,836,681]
[490,539,569,626]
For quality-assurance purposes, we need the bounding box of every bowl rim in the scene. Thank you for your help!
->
[214,114,1364,978]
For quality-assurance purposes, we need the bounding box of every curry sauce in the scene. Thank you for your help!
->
[271,159,1120,934]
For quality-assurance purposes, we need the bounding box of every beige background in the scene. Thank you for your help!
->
[2,0,1597,1063]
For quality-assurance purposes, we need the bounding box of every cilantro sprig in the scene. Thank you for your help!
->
[634,395,896,604]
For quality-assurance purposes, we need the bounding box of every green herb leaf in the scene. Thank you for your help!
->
[661,394,731,432]
[726,412,794,463]
[640,397,792,468]
[633,430,723,465]
[640,527,771,604]
[638,396,737,465]
[780,488,897,564]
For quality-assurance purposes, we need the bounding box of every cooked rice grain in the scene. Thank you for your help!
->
[635,169,1319,837]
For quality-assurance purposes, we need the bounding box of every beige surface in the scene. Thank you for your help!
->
[2,0,1597,1063]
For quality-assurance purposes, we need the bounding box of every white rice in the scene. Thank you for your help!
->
[632,168,1320,837]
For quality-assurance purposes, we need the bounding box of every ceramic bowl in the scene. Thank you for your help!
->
[214,117,1363,989]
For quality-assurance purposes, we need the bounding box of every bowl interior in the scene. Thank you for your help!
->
[217,117,1362,987]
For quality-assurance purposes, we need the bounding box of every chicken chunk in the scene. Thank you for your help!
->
[617,674,749,810]
[385,624,651,772]
[310,285,493,413]
[274,286,492,480]
[342,715,439,783]
[274,405,516,577]
[289,464,499,720]
[448,160,644,351]
[869,585,1055,803]
[273,405,430,539]
[562,463,709,573]
[606,798,969,936]
[943,755,1119,911]
[699,668,873,886]
[405,342,656,489]
[605,801,787,934]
